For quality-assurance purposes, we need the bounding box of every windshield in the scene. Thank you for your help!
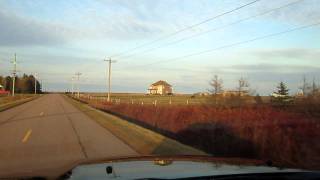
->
[0,0,319,178]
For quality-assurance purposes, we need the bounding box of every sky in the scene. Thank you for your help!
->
[0,0,319,95]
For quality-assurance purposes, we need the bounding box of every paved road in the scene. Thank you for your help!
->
[0,94,138,178]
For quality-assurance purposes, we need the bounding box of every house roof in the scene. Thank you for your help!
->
[151,80,172,87]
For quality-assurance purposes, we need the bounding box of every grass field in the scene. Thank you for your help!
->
[80,92,208,105]
[78,92,269,105]
[0,94,39,111]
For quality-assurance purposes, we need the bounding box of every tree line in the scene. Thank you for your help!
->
[208,75,320,107]
[0,74,41,94]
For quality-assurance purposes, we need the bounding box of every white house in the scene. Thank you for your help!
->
[148,80,173,95]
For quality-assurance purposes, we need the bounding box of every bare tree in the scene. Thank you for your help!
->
[209,75,223,96]
[208,75,223,105]
[236,77,249,107]
[312,77,318,96]
[299,75,311,96]
[237,77,249,96]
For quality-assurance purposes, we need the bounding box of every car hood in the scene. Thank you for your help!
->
[63,155,312,180]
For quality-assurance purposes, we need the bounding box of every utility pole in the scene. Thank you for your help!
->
[104,58,116,102]
[34,73,38,94]
[11,53,17,97]
[75,72,82,98]
[40,79,43,93]
[71,76,75,95]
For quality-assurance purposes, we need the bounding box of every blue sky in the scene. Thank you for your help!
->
[0,0,319,95]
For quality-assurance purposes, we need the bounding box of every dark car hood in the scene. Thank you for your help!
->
[65,155,314,180]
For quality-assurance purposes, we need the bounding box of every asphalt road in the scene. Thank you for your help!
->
[0,94,138,178]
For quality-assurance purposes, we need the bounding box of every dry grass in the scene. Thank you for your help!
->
[0,94,39,111]
[80,93,209,105]
[76,95,320,170]
[65,95,206,156]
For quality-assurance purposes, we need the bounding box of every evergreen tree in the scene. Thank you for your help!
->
[272,81,291,106]
[254,94,263,105]
[276,81,289,96]
[4,76,11,91]
[0,74,42,94]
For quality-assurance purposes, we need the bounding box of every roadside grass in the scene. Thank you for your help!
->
[64,95,207,156]
[0,94,40,111]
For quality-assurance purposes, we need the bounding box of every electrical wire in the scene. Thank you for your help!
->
[131,21,320,68]
[109,0,261,58]
[120,0,304,60]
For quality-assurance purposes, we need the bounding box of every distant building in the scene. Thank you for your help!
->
[271,92,286,98]
[295,90,304,97]
[222,90,248,97]
[194,92,210,96]
[0,84,10,95]
[148,80,173,95]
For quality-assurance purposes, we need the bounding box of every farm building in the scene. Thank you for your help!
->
[222,90,248,97]
[193,92,210,96]
[148,80,173,95]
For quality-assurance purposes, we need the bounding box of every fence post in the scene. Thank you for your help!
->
[154,100,157,106]
[169,98,172,105]
[186,99,189,105]
[131,99,134,104]
[141,101,144,105]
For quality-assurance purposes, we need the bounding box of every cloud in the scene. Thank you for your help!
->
[224,63,320,74]
[245,0,320,25]
[266,0,320,24]
[82,0,212,40]
[251,48,320,61]
[92,15,172,40]
[0,11,69,46]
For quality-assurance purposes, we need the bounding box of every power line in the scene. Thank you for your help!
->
[132,21,320,68]
[120,0,304,60]
[110,0,261,58]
